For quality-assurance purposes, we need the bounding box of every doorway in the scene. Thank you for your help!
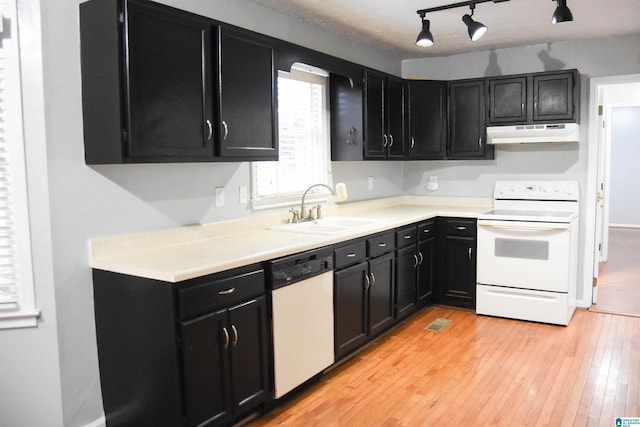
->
[587,76,640,315]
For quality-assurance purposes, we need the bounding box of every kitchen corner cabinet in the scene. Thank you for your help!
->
[80,0,276,164]
[448,80,494,160]
[363,71,407,159]
[93,264,270,427]
[407,80,447,160]
[333,233,395,360]
[436,218,477,309]
[487,70,579,125]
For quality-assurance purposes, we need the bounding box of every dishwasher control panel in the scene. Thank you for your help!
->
[268,246,333,290]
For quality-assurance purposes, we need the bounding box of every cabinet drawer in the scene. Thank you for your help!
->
[418,221,436,241]
[445,219,476,237]
[179,269,265,319]
[367,232,395,258]
[334,241,367,270]
[396,226,417,248]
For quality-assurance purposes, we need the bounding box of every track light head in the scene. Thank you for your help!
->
[462,14,487,42]
[416,17,435,47]
[552,0,573,24]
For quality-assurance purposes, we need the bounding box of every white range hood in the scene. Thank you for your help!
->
[486,123,579,144]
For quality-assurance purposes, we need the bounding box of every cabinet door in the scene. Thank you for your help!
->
[126,1,214,160]
[533,72,575,122]
[330,73,364,161]
[218,28,277,160]
[368,253,396,337]
[386,77,407,159]
[228,296,269,417]
[408,80,447,160]
[449,80,492,159]
[334,263,369,359]
[395,246,418,320]
[488,76,527,124]
[180,310,232,427]
[417,236,435,306]
[363,71,386,159]
[443,235,476,306]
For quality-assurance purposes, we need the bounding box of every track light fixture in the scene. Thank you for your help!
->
[416,0,509,47]
[551,0,573,24]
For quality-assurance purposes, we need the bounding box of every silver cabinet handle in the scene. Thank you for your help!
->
[347,253,356,258]
[382,134,388,147]
[364,272,371,289]
[206,120,213,141]
[413,254,419,268]
[218,288,235,295]
[231,324,238,346]
[378,242,387,247]
[389,134,394,147]
[418,252,424,265]
[404,235,412,240]
[369,272,376,287]
[222,327,230,349]
[411,137,415,149]
[478,137,482,147]
[468,248,473,261]
[456,226,467,230]
[222,120,228,140]
[423,229,430,233]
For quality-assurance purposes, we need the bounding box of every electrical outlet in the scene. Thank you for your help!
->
[427,176,439,191]
[215,187,225,207]
[239,186,248,204]
[368,176,374,190]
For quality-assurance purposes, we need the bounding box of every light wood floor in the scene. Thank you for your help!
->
[593,227,640,317]
[250,307,640,426]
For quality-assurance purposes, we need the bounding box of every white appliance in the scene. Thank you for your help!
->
[486,123,579,144]
[270,248,334,399]
[476,181,579,325]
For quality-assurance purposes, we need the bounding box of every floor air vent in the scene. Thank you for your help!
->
[424,318,452,332]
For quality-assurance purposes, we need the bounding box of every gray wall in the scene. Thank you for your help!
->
[609,106,640,227]
[402,33,640,305]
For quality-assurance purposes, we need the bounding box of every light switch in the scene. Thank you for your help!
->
[239,186,248,204]
[215,187,225,207]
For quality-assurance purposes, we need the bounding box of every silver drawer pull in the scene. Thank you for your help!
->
[378,242,387,247]
[456,226,467,230]
[423,229,430,233]
[404,235,412,239]
[347,253,357,258]
[218,288,235,295]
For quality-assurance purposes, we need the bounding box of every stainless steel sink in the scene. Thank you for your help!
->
[269,216,382,235]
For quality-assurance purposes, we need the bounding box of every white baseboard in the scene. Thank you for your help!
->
[84,415,106,427]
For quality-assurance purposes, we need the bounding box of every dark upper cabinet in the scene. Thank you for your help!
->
[408,80,447,160]
[330,73,364,161]
[487,70,579,125]
[487,76,527,125]
[449,80,494,160]
[217,28,277,160]
[532,71,577,122]
[80,0,276,164]
[363,71,407,159]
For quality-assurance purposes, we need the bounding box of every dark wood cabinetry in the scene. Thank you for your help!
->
[80,0,276,164]
[334,234,395,360]
[487,70,579,125]
[363,71,407,159]
[330,73,364,161]
[417,221,436,306]
[436,218,477,309]
[448,80,494,160]
[408,80,447,160]
[93,264,269,427]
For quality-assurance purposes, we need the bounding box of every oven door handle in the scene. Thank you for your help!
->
[477,220,570,232]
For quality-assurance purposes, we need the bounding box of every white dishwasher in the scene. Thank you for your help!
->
[269,247,334,399]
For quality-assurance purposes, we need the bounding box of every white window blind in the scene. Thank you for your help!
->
[251,65,332,209]
[0,0,38,329]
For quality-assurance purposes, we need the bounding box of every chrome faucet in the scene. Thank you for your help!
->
[297,183,335,222]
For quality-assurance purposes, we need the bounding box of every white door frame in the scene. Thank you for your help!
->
[584,73,640,306]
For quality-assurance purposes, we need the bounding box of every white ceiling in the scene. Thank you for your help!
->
[245,0,640,58]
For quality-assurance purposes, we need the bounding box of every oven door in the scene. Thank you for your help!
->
[477,219,572,292]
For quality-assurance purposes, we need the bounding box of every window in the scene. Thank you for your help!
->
[251,64,332,210]
[0,0,38,329]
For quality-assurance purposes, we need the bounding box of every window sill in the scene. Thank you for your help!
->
[0,309,40,329]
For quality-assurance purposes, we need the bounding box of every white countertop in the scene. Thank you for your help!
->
[90,196,492,282]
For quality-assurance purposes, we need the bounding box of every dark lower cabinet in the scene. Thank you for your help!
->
[417,221,436,306]
[396,245,418,319]
[436,218,477,309]
[93,264,269,427]
[334,234,395,360]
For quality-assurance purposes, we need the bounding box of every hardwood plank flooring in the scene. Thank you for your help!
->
[592,227,640,317]
[249,307,640,426]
